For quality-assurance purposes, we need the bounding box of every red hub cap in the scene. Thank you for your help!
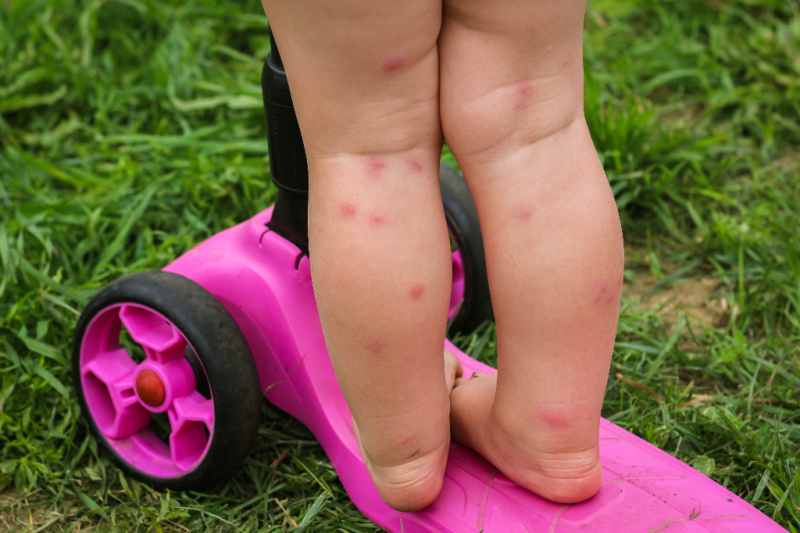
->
[136,369,166,407]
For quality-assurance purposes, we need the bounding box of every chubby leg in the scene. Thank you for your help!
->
[440,0,624,503]
[260,0,455,511]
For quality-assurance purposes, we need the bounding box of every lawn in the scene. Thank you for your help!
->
[1,0,798,531]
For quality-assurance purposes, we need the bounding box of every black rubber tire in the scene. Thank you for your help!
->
[439,163,494,333]
[71,270,261,491]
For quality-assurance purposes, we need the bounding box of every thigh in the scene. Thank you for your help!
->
[261,0,444,159]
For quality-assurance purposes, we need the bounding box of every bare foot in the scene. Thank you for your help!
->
[450,372,603,504]
[353,350,463,511]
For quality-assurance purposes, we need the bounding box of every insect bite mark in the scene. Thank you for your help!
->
[366,339,384,356]
[407,156,423,174]
[587,278,621,308]
[339,202,357,219]
[538,406,573,430]
[381,55,406,73]
[367,156,387,179]
[514,79,532,110]
[512,203,534,223]
[409,283,425,300]
[368,213,386,228]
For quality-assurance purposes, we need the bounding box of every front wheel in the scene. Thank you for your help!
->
[71,270,261,491]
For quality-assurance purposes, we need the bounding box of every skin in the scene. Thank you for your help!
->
[260,0,623,511]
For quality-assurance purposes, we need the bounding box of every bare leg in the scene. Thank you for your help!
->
[441,0,623,503]
[260,0,457,511]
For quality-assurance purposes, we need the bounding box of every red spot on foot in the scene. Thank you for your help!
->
[340,202,357,219]
[367,156,387,179]
[515,79,532,110]
[407,156,423,174]
[381,55,406,73]
[368,213,386,228]
[409,283,425,300]
[136,369,166,407]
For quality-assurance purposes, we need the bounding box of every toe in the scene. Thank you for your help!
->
[444,349,464,392]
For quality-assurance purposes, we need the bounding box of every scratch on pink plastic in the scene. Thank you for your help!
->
[605,475,685,483]
[549,504,573,533]
[263,353,307,394]
[649,515,750,533]
[477,469,500,530]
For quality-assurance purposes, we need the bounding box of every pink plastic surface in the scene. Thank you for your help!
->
[163,208,787,532]
[79,304,214,477]
[449,245,465,320]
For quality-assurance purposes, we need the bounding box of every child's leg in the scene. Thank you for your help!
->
[440,0,623,503]
[260,0,458,511]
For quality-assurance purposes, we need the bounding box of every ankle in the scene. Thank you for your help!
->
[492,396,602,450]
[485,406,604,503]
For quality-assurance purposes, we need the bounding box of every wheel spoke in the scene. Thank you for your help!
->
[119,304,186,364]
[82,349,150,439]
[167,391,214,472]
[174,392,215,426]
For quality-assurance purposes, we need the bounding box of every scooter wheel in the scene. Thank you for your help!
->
[71,270,261,491]
[440,163,494,333]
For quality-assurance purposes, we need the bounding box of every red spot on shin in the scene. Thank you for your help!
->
[340,202,357,219]
[368,213,386,228]
[381,55,406,73]
[513,203,534,222]
[515,79,532,110]
[367,156,387,179]
[366,339,384,355]
[409,283,424,300]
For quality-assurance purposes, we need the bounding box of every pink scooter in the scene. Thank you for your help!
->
[72,38,787,532]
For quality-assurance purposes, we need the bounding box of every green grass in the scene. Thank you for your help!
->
[1,0,798,530]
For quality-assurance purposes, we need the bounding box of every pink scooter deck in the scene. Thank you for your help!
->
[166,208,787,532]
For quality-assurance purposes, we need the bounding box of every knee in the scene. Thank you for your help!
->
[441,78,585,165]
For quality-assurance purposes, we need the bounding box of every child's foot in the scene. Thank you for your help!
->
[353,350,463,511]
[450,372,604,504]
